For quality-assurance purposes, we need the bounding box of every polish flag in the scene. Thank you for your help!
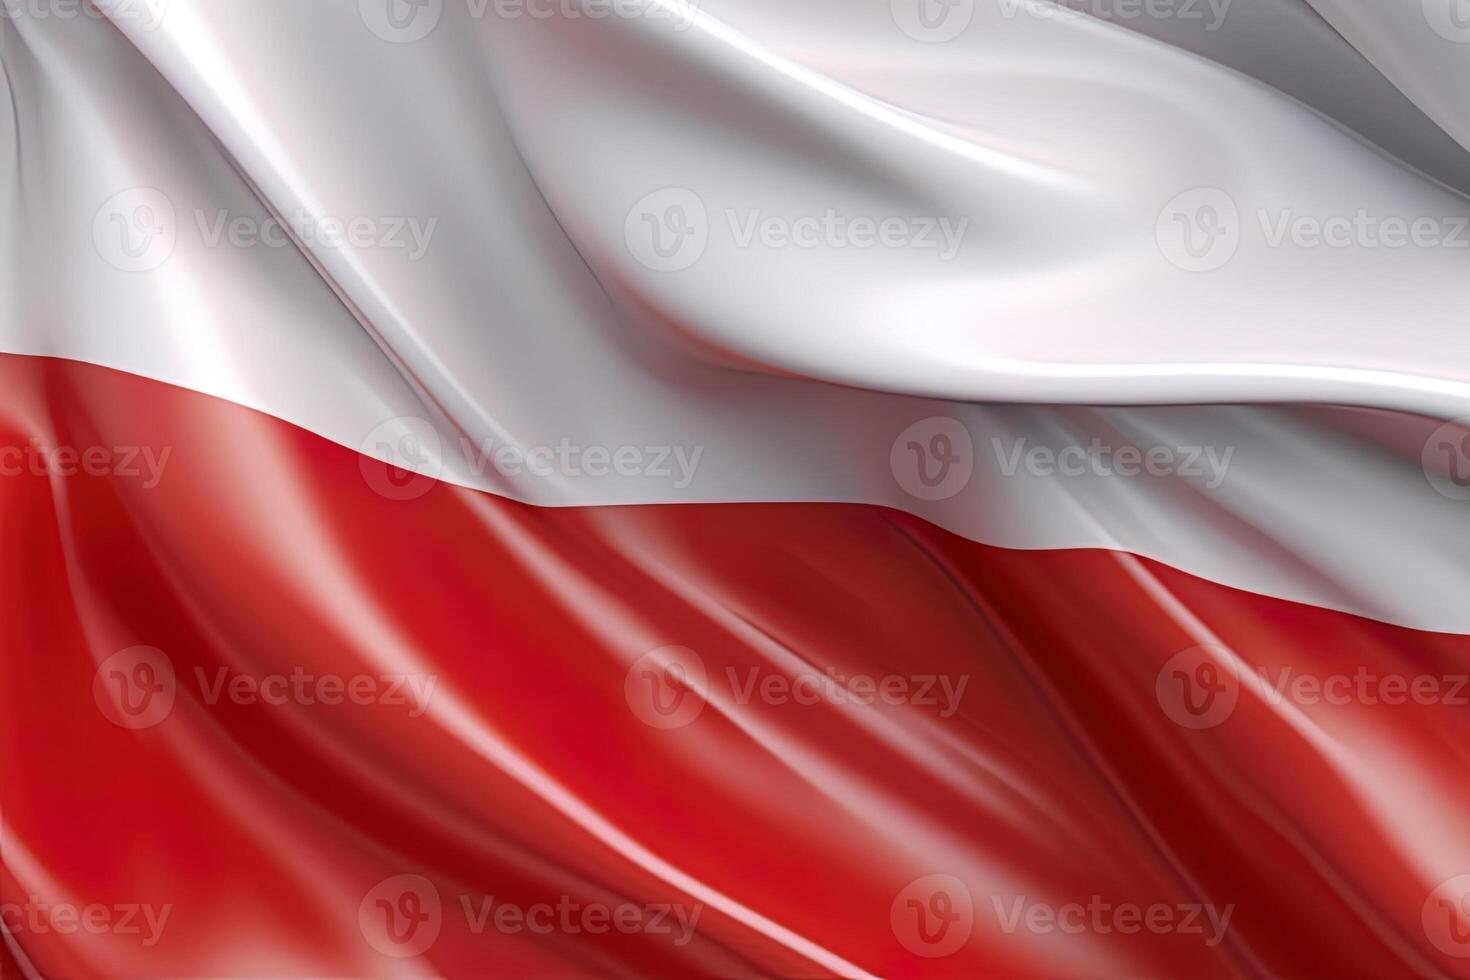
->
[5,2,1470,977]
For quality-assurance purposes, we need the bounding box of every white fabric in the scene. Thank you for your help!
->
[3,0,1470,630]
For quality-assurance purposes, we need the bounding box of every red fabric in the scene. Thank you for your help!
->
[3,353,1469,977]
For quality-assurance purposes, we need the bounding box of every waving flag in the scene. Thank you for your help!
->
[5,1,1470,975]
